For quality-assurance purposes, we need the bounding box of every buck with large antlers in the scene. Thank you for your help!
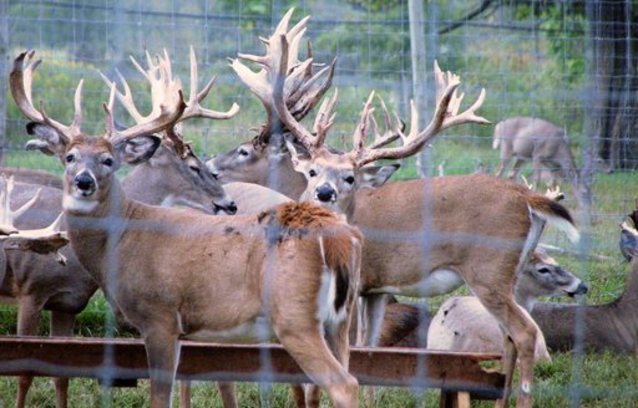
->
[224,28,580,406]
[11,50,363,408]
[208,8,336,200]
[13,47,288,408]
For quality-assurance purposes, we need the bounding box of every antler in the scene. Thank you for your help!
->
[350,61,489,167]
[0,175,69,264]
[272,34,488,167]
[100,48,187,145]
[101,47,239,158]
[229,8,335,143]
[10,50,84,143]
[368,95,405,150]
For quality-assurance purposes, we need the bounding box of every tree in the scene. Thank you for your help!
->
[586,1,638,170]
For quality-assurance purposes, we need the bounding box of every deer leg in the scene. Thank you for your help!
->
[359,294,389,408]
[362,293,389,346]
[144,326,180,408]
[179,381,191,408]
[50,311,75,408]
[290,385,307,407]
[507,158,526,181]
[274,322,358,408]
[473,290,536,408]
[15,295,42,408]
[495,157,511,178]
[217,382,237,408]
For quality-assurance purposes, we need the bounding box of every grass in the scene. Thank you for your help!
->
[0,133,637,406]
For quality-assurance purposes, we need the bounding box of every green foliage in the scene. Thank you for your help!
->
[540,5,587,82]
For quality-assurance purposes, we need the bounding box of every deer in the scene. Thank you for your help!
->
[492,116,579,189]
[531,204,638,354]
[0,175,69,258]
[100,46,296,408]
[427,248,587,361]
[7,47,243,408]
[238,29,581,407]
[207,8,336,201]
[11,47,290,408]
[0,176,98,408]
[11,49,365,408]
[0,167,63,189]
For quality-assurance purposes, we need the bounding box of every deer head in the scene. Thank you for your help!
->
[99,47,239,213]
[270,35,489,218]
[10,50,237,216]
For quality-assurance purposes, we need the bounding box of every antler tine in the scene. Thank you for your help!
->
[368,94,404,149]
[288,57,336,119]
[103,83,117,137]
[180,46,240,122]
[313,89,338,148]
[544,185,565,202]
[0,175,42,235]
[353,61,489,167]
[272,34,316,152]
[352,92,376,159]
[520,175,534,191]
[10,50,83,143]
[103,68,145,123]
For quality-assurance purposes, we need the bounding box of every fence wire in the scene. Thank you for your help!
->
[0,1,637,407]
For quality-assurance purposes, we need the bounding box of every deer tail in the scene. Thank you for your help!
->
[527,195,580,243]
[492,122,501,150]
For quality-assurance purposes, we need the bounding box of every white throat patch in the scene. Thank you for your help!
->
[63,194,98,213]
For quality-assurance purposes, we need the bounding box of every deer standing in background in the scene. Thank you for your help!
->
[531,203,638,354]
[427,248,587,360]
[493,116,579,188]
[11,50,364,408]
[0,178,98,408]
[258,32,580,407]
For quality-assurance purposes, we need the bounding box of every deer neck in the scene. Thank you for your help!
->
[513,284,540,312]
[122,161,172,206]
[64,179,131,286]
[267,154,308,200]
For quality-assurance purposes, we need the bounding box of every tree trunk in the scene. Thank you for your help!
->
[588,1,638,170]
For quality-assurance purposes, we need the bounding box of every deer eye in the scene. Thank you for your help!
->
[537,267,551,274]
[189,165,201,174]
[102,157,114,167]
[65,154,75,163]
[344,175,355,184]
[238,148,250,157]
[308,169,317,177]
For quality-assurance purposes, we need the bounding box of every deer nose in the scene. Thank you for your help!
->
[574,281,588,295]
[213,200,237,215]
[316,184,336,203]
[74,172,96,194]
[567,281,588,297]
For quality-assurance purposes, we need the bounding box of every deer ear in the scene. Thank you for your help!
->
[360,163,400,188]
[25,122,67,156]
[114,134,161,165]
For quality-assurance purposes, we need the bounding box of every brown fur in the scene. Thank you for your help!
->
[0,167,63,189]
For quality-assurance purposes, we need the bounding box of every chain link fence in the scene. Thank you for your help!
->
[1,1,637,406]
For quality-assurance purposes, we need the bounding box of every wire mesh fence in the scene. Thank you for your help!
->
[0,0,637,407]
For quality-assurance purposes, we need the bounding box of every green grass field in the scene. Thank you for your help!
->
[0,137,636,407]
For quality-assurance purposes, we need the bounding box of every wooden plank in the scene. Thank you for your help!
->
[0,336,504,399]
